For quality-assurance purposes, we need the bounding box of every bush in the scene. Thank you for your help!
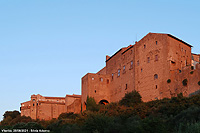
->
[9,116,33,125]
[167,79,171,83]
[183,122,200,133]
[12,122,26,129]
[171,106,200,128]
[142,116,168,133]
[182,79,188,86]
[119,90,142,107]
[58,112,79,120]
[82,114,117,133]
[24,122,44,130]
[60,124,81,133]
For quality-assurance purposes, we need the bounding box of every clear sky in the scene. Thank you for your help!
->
[0,0,199,120]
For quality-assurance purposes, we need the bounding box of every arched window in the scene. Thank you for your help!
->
[154,74,158,79]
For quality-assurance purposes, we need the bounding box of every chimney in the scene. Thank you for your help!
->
[106,55,110,61]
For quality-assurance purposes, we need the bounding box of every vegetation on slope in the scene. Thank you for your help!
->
[2,91,200,132]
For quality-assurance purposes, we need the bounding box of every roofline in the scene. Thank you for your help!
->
[122,45,133,55]
[167,34,193,47]
[66,95,81,98]
[192,53,200,56]
[44,97,65,99]
[106,49,122,62]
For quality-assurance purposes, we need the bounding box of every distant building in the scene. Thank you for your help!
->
[21,33,200,120]
[21,94,81,120]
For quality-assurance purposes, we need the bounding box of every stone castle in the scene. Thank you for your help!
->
[21,33,200,120]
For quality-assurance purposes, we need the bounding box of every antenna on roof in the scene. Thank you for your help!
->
[136,33,137,41]
[134,33,138,44]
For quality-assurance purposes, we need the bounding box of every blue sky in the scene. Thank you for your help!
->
[0,0,199,120]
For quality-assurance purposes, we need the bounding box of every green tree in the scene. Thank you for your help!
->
[3,110,20,119]
[119,90,142,107]
[86,96,99,111]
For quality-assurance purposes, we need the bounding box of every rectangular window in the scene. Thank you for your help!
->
[147,57,150,63]
[118,69,120,77]
[100,78,103,82]
[112,73,114,80]
[107,79,109,84]
[137,60,139,66]
[130,61,133,68]
[155,55,158,61]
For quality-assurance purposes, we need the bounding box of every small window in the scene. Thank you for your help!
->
[156,85,157,89]
[155,55,158,61]
[156,41,158,45]
[33,99,35,102]
[112,73,114,80]
[137,60,139,66]
[144,45,146,49]
[33,104,35,106]
[147,57,150,63]
[92,77,94,80]
[100,78,103,82]
[141,68,143,72]
[130,61,133,68]
[125,84,127,90]
[95,90,96,93]
[118,69,120,77]
[107,79,109,84]
[154,74,158,79]
[192,55,194,60]
[185,50,186,54]
[123,66,125,70]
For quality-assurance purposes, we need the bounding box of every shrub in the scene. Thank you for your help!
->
[167,79,171,83]
[119,90,142,107]
[11,122,26,129]
[171,106,200,128]
[182,79,188,86]
[60,124,81,133]
[58,112,79,120]
[82,114,116,133]
[24,122,44,130]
